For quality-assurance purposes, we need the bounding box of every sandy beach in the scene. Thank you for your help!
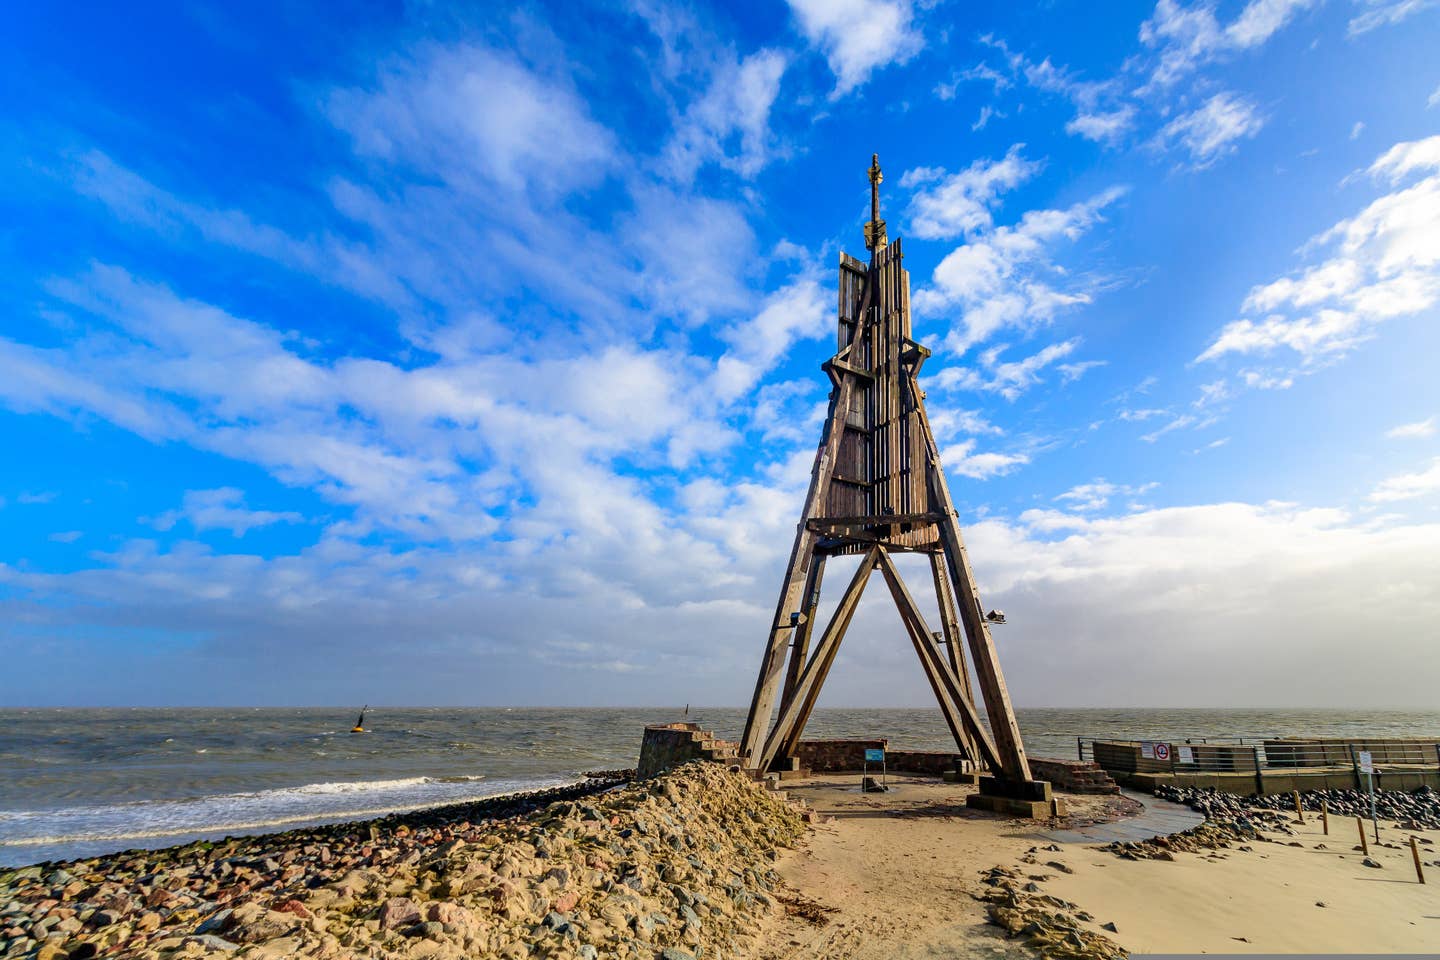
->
[764,773,1440,957]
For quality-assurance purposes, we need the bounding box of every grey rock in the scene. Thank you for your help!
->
[184,934,240,951]
[195,908,233,935]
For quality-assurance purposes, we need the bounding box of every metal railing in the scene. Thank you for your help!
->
[1078,735,1440,777]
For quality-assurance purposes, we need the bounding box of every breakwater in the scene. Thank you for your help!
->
[0,765,804,960]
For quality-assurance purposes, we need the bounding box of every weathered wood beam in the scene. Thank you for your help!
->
[911,377,1032,783]
[739,378,855,764]
[760,548,879,770]
[777,555,826,719]
[874,548,1002,773]
[929,551,976,761]
[807,512,944,529]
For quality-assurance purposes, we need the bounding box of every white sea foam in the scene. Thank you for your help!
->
[0,774,575,852]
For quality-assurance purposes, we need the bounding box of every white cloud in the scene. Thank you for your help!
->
[786,0,923,95]
[1066,106,1138,143]
[1369,457,1440,501]
[915,187,1128,351]
[962,501,1440,706]
[1387,417,1437,439]
[1200,135,1440,367]
[151,488,305,537]
[1141,413,1198,442]
[326,43,616,197]
[660,48,789,182]
[1158,92,1265,168]
[1429,83,1440,109]
[18,491,57,504]
[903,145,1040,239]
[1351,121,1366,140]
[932,339,1084,401]
[940,439,1030,479]
[1055,479,1159,511]
[1348,0,1439,35]
[1139,0,1317,89]
[49,531,83,544]
[712,272,830,402]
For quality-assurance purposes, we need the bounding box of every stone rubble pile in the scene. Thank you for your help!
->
[974,863,1125,960]
[1155,784,1440,831]
[1,764,805,960]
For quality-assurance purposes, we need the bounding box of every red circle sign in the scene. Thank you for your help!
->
[1154,743,1171,761]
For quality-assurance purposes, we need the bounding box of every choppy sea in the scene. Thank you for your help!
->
[3,706,1438,866]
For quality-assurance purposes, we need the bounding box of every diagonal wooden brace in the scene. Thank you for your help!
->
[875,549,1002,774]
[759,547,879,771]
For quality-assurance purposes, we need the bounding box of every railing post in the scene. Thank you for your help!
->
[1077,736,1083,761]
[1349,743,1363,791]
[1253,746,1265,796]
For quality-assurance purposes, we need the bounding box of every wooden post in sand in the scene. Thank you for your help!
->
[1411,836,1425,884]
[1357,817,1369,856]
[1292,790,1304,823]
[1321,798,1329,835]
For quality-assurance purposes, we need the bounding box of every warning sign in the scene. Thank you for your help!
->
[1177,745,1195,764]
[865,748,885,762]
[1358,750,1374,774]
[1154,742,1171,762]
[1140,741,1154,759]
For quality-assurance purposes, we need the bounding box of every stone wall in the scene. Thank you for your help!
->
[793,739,887,772]
[637,723,738,779]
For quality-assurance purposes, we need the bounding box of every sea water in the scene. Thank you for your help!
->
[2,706,1437,865]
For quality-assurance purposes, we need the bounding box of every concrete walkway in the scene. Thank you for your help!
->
[1040,789,1204,844]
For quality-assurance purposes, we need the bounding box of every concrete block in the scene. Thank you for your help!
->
[978,776,1052,801]
[966,794,1050,818]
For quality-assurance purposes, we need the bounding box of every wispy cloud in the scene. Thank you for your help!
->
[914,186,1128,352]
[1369,457,1440,501]
[1387,417,1437,439]
[1200,135,1440,370]
[1348,0,1439,36]
[1157,92,1266,169]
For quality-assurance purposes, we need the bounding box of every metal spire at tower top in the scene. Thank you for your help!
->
[864,153,887,253]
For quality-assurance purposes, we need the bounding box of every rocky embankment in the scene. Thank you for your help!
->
[1,764,805,960]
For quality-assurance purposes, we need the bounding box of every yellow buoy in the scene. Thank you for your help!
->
[351,705,368,733]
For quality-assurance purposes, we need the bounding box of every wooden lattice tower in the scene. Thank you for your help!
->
[739,154,1045,796]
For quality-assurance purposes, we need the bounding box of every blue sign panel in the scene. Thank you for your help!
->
[864,748,885,762]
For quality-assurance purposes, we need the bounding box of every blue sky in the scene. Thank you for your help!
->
[1,0,1438,708]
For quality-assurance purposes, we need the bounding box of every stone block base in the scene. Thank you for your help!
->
[942,770,981,784]
[978,776,1052,801]
[966,793,1051,818]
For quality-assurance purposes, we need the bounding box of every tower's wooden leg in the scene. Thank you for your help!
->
[740,379,855,764]
[760,549,878,771]
[929,552,976,762]
[875,549,1002,773]
[778,555,827,720]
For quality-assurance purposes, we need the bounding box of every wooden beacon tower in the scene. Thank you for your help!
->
[739,154,1050,813]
